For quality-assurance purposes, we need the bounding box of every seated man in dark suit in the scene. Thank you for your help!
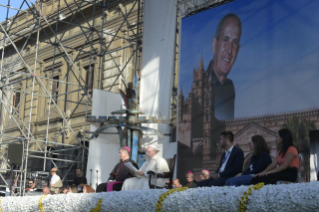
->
[198,131,244,187]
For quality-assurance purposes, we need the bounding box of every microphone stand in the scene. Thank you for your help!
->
[89,169,92,186]
[96,170,99,188]
[150,158,158,189]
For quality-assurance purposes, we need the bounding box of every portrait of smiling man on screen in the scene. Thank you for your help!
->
[206,13,241,120]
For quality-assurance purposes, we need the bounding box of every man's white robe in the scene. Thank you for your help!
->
[122,154,169,190]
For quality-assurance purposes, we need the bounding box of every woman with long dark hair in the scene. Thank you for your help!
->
[251,128,299,185]
[225,135,272,186]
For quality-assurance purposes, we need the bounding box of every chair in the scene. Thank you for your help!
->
[277,154,303,185]
[147,154,176,189]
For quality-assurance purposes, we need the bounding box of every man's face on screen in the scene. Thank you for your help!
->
[212,18,241,78]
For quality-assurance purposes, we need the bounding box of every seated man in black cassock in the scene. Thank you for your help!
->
[96,146,138,192]
[198,131,244,187]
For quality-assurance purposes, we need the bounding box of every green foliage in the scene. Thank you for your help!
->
[283,116,316,152]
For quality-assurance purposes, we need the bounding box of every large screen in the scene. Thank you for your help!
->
[177,0,319,183]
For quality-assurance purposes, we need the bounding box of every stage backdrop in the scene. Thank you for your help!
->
[177,0,319,184]
[86,89,122,189]
[140,0,177,159]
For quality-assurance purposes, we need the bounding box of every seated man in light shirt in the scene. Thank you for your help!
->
[122,145,169,190]
[198,131,244,187]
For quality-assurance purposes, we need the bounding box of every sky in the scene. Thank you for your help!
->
[0,1,29,23]
[179,0,319,118]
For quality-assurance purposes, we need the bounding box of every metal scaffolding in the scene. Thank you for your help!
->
[177,0,229,18]
[0,0,143,196]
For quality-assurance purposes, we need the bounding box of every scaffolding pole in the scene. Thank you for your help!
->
[0,0,143,196]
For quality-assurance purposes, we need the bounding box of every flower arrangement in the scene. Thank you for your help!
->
[0,197,3,212]
[38,195,47,212]
[156,187,188,212]
[0,182,318,212]
[238,183,264,212]
[90,198,102,212]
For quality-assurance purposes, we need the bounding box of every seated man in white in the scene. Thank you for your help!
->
[122,145,169,190]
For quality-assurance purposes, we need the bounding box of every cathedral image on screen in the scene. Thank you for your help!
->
[178,56,226,176]
[177,56,318,183]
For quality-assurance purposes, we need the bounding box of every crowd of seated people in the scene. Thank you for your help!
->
[225,135,272,186]
[42,184,95,195]
[96,144,169,191]
[173,129,300,188]
[39,144,169,196]
[39,128,300,195]
[251,128,300,185]
[31,166,93,195]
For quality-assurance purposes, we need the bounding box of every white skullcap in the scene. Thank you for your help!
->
[148,145,159,151]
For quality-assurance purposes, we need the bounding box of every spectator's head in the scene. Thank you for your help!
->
[69,185,79,193]
[28,179,35,188]
[278,128,295,157]
[251,135,270,156]
[50,167,58,176]
[220,131,234,149]
[119,146,130,161]
[83,184,95,193]
[185,171,194,182]
[62,187,68,194]
[146,145,158,159]
[173,179,181,188]
[212,14,241,83]
[200,170,210,180]
[76,168,83,177]
[43,187,51,195]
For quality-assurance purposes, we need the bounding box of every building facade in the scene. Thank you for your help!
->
[0,0,142,181]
